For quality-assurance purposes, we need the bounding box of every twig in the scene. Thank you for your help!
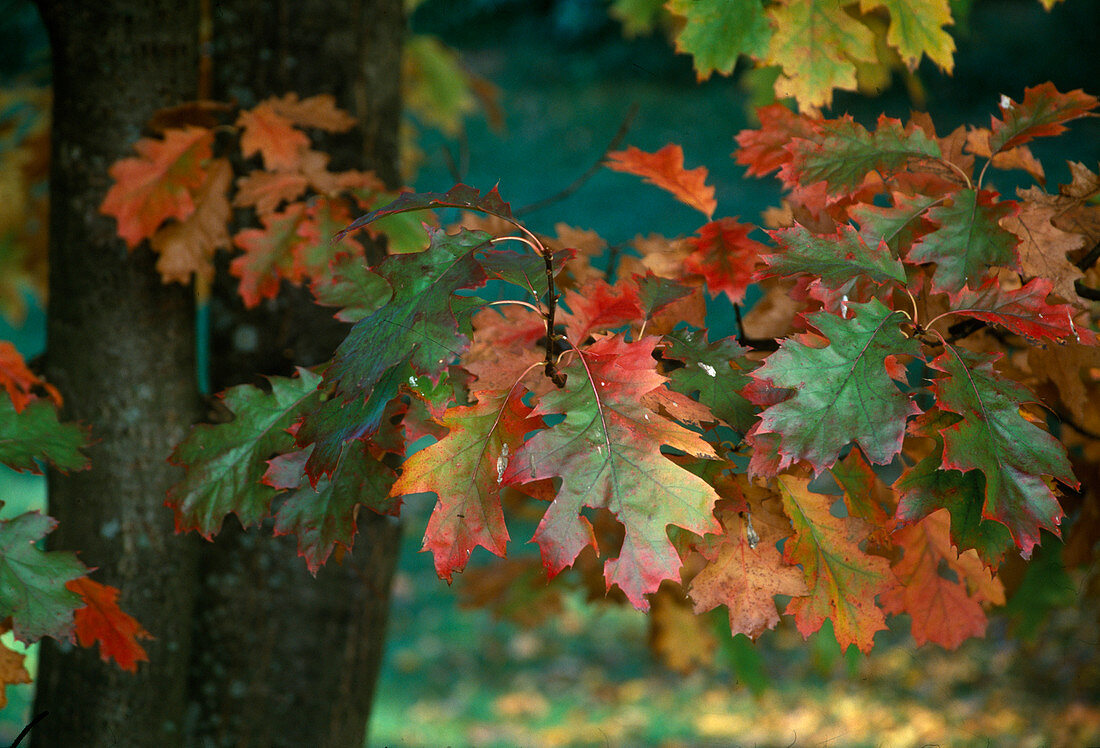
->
[514,103,640,218]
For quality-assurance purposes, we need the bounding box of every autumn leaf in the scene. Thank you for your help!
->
[310,254,392,324]
[394,387,541,581]
[151,157,232,286]
[662,327,759,437]
[947,277,1094,344]
[561,278,643,344]
[789,115,942,193]
[764,0,877,109]
[928,346,1077,557]
[908,188,1019,293]
[665,0,771,81]
[605,144,717,219]
[762,224,906,287]
[734,103,820,179]
[894,415,1015,566]
[777,475,891,653]
[988,83,1098,154]
[266,443,399,574]
[859,0,954,71]
[0,623,31,709]
[634,273,693,319]
[683,218,767,303]
[266,93,357,132]
[689,509,808,640]
[0,341,60,413]
[229,203,309,308]
[167,368,322,538]
[100,126,213,248]
[849,192,938,254]
[237,102,310,171]
[337,183,516,242]
[751,299,920,474]
[0,397,90,474]
[301,228,494,481]
[233,169,309,216]
[68,577,152,672]
[501,335,722,610]
[0,511,87,642]
[1002,190,1086,301]
[882,510,1005,649]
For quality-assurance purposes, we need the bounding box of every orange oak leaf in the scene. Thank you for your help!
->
[237,102,310,171]
[881,510,1005,649]
[0,619,31,709]
[778,475,892,653]
[606,144,717,218]
[100,126,214,248]
[230,203,308,307]
[0,341,60,412]
[267,93,357,132]
[233,170,309,216]
[684,217,767,303]
[689,509,808,640]
[151,157,232,286]
[68,577,152,672]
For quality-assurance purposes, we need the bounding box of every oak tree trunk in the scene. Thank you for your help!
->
[31,2,204,746]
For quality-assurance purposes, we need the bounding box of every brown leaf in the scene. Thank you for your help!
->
[1028,342,1100,422]
[1060,161,1100,200]
[0,627,31,710]
[1002,188,1086,300]
[152,158,232,285]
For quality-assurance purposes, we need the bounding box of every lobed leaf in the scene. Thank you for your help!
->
[988,83,1099,154]
[0,397,89,475]
[69,577,152,672]
[666,0,771,81]
[763,224,906,287]
[605,144,716,219]
[683,218,767,304]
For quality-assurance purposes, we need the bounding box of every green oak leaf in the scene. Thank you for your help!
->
[667,0,772,81]
[927,345,1076,558]
[0,511,87,642]
[662,327,758,438]
[0,398,90,474]
[907,188,1018,293]
[167,368,322,538]
[752,298,920,473]
[763,224,906,287]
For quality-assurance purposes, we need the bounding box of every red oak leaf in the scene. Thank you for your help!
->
[683,218,766,303]
[0,341,60,412]
[606,144,717,218]
[561,278,643,344]
[988,83,1099,153]
[230,203,309,307]
[68,577,152,672]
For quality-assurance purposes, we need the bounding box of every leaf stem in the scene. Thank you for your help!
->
[488,299,544,315]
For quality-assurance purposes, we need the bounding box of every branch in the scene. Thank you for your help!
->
[514,103,639,218]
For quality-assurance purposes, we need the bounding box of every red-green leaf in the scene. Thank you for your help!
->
[752,299,920,474]
[501,335,722,610]
[778,476,891,653]
[0,511,87,642]
[928,346,1077,557]
[988,83,1099,154]
[302,228,493,480]
[734,103,819,179]
[789,115,942,193]
[336,184,516,241]
[69,577,152,672]
[561,278,643,344]
[605,144,717,219]
[907,188,1019,293]
[267,443,399,574]
[763,224,906,286]
[947,277,1095,344]
[662,327,759,437]
[394,387,541,581]
[167,368,322,538]
[849,192,939,255]
[683,218,766,304]
[230,203,309,308]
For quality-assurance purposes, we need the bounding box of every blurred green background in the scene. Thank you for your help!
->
[3,0,1100,745]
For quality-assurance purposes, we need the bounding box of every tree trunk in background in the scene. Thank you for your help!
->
[186,2,405,746]
[30,2,203,746]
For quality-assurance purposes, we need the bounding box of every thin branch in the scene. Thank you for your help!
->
[514,103,640,218]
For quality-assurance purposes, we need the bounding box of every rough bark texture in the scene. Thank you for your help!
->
[185,2,406,746]
[30,2,203,746]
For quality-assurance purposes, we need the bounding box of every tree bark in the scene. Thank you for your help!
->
[185,2,406,746]
[31,2,203,746]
